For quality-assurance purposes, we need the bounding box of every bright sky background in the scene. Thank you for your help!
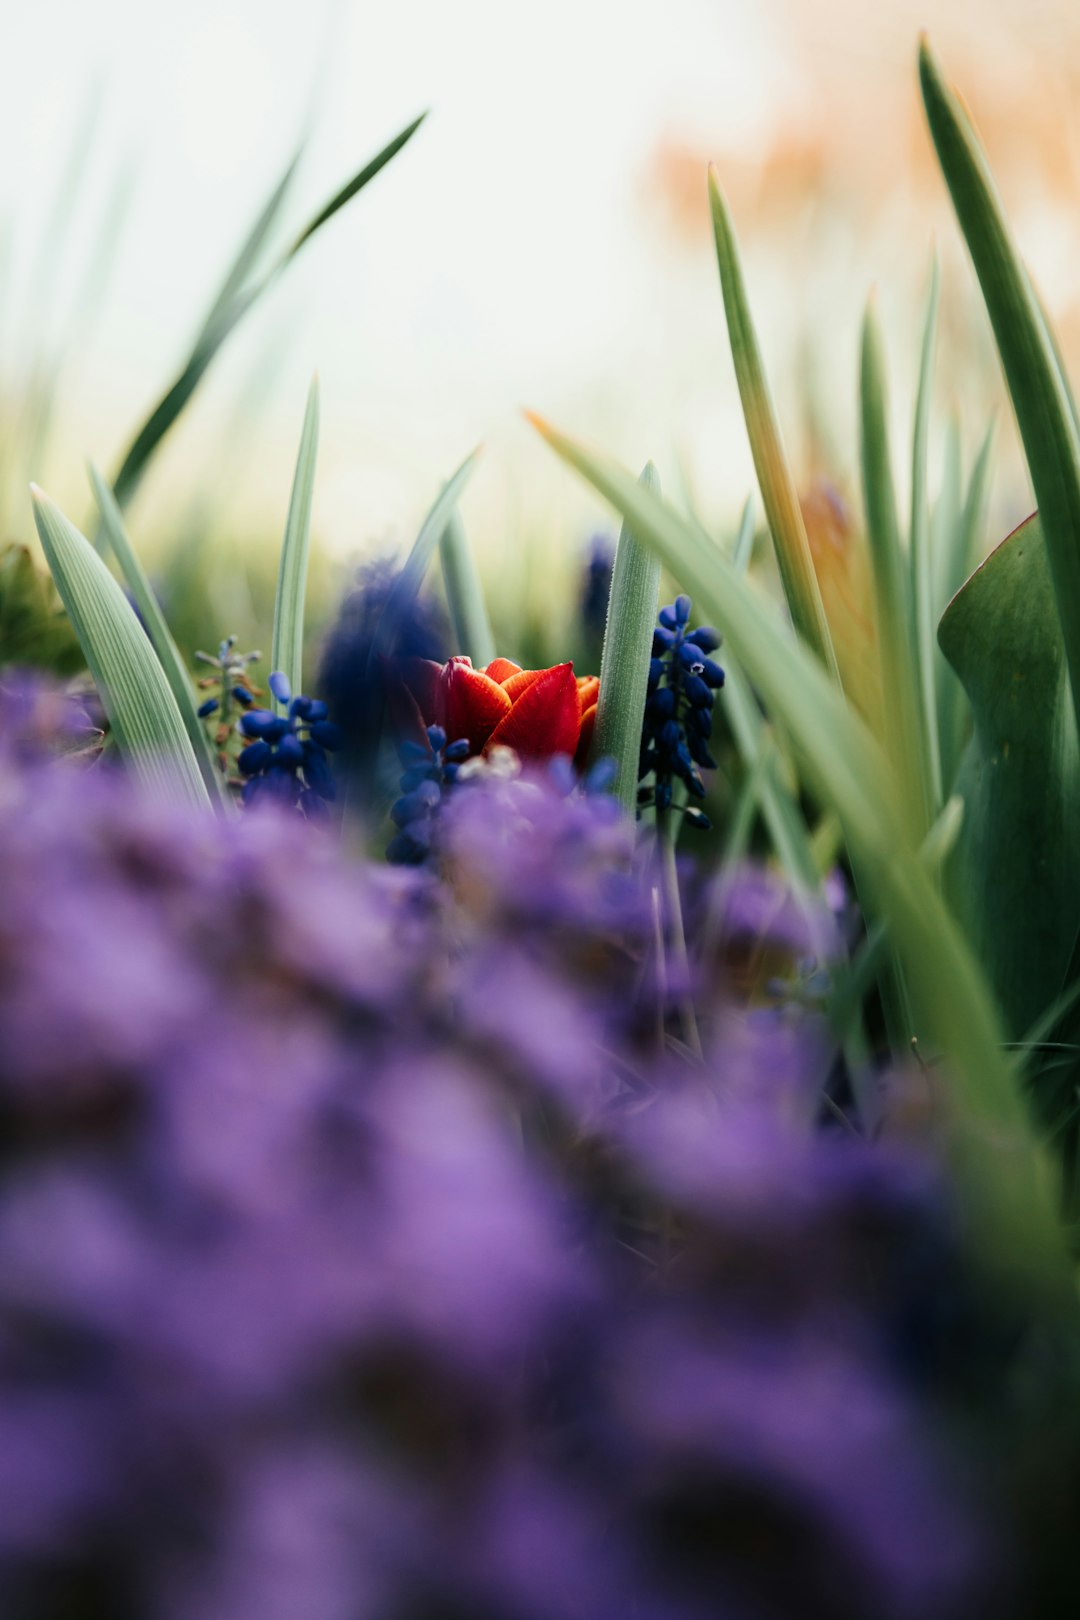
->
[2,0,1078,564]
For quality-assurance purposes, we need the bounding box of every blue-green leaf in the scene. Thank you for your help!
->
[32,487,210,809]
[270,376,320,704]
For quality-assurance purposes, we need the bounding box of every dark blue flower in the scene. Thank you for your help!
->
[639,596,724,827]
[238,674,341,817]
[386,724,470,865]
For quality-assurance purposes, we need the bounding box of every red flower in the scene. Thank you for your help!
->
[390,656,599,764]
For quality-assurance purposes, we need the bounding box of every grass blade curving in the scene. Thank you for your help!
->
[910,254,943,808]
[89,464,228,809]
[860,297,932,838]
[271,376,320,704]
[32,487,209,809]
[105,113,426,518]
[591,461,662,813]
[440,512,497,668]
[708,169,839,680]
[919,38,1080,742]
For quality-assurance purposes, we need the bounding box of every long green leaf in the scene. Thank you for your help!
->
[920,40,1080,743]
[31,487,209,809]
[591,462,662,812]
[708,169,839,680]
[526,413,1067,1289]
[105,113,426,517]
[369,449,483,670]
[860,298,932,838]
[910,255,943,808]
[89,464,228,809]
[440,512,497,667]
[271,376,320,702]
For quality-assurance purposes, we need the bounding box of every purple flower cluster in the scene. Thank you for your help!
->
[0,711,1075,1619]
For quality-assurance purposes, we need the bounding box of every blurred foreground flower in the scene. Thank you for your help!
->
[0,712,1077,1619]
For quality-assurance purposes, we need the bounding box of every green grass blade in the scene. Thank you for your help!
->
[910,254,944,808]
[31,487,209,810]
[196,145,303,342]
[920,39,1080,740]
[89,463,229,810]
[370,449,482,670]
[285,112,427,257]
[591,461,663,812]
[439,512,497,667]
[270,376,320,702]
[708,169,839,680]
[721,494,820,888]
[860,297,933,837]
[527,412,1068,1287]
[106,113,426,517]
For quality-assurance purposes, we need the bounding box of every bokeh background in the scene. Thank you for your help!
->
[2,0,1079,643]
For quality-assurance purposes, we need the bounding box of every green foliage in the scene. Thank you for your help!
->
[440,512,497,669]
[920,41,1080,751]
[859,298,933,839]
[102,113,426,525]
[591,462,662,814]
[89,464,228,809]
[271,377,320,703]
[32,488,209,809]
[528,414,1068,1292]
[708,170,839,680]
[939,514,1080,1040]
[0,541,83,674]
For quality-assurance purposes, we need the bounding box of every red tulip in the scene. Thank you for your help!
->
[391,655,599,764]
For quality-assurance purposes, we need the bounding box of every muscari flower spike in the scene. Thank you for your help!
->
[639,593,724,829]
[237,671,342,817]
[194,635,262,772]
[386,723,472,865]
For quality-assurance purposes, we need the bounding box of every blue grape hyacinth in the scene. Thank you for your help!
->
[387,723,471,864]
[639,594,725,826]
[237,670,342,815]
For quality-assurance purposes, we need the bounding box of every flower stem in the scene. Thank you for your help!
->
[656,808,703,1059]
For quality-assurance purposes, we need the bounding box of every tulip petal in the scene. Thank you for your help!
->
[500,667,549,703]
[442,660,512,752]
[576,701,597,766]
[576,674,600,715]
[487,662,581,758]
[485,657,522,685]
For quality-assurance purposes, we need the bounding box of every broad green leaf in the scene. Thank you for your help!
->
[31,487,210,810]
[939,513,1080,1039]
[440,512,497,668]
[271,376,320,702]
[105,113,426,518]
[910,255,943,808]
[527,412,1066,1287]
[708,169,839,680]
[89,464,229,809]
[860,298,933,838]
[920,41,1080,749]
[0,541,83,675]
[591,461,662,813]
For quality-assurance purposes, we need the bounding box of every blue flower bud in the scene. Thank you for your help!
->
[426,724,447,752]
[268,671,292,704]
[238,740,273,775]
[275,735,304,770]
[232,686,254,706]
[197,698,219,718]
[674,593,692,625]
[692,626,721,652]
[683,674,713,708]
[239,710,283,740]
[443,738,470,763]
